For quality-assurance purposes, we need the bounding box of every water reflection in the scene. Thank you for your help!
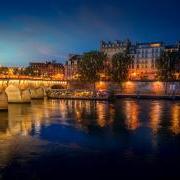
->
[0,99,179,138]
[0,99,179,178]
[149,101,163,134]
[171,104,180,134]
[124,100,140,130]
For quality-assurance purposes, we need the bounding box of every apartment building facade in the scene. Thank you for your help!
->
[29,60,64,79]
[100,40,180,80]
[65,54,82,80]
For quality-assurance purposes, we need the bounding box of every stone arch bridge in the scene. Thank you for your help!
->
[0,79,67,109]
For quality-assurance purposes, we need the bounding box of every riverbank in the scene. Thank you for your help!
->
[47,89,180,101]
[46,89,109,100]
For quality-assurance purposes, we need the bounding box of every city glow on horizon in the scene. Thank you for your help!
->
[0,0,180,66]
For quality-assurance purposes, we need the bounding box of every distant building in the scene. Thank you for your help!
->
[99,39,132,81]
[100,39,131,59]
[29,60,64,79]
[65,54,82,80]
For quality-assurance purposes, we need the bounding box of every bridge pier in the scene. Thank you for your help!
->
[0,90,8,110]
[5,85,31,103]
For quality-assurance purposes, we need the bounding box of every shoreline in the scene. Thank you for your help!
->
[47,96,108,101]
[47,94,180,101]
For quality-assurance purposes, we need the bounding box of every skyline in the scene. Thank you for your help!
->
[0,0,180,66]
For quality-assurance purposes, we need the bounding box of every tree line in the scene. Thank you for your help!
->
[156,51,180,81]
[0,50,179,81]
[77,50,180,84]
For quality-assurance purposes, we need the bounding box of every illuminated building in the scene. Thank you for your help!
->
[100,40,164,80]
[100,39,132,81]
[100,39,131,59]
[129,42,164,80]
[29,60,64,79]
[65,54,82,80]
[100,40,180,80]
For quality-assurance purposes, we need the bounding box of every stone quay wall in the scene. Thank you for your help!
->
[119,81,180,95]
[69,81,180,96]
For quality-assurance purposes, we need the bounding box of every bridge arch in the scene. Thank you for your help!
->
[51,84,65,89]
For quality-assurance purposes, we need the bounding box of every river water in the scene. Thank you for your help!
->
[0,99,179,179]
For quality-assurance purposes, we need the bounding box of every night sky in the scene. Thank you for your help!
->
[0,0,180,66]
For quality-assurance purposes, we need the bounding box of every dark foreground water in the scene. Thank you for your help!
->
[0,99,180,179]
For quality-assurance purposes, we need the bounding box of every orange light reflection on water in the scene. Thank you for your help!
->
[149,102,162,134]
[124,101,140,130]
[171,104,180,135]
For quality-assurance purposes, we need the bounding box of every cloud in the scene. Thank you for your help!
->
[0,0,179,65]
[0,1,129,66]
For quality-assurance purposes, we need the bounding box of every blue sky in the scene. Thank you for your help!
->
[0,0,180,66]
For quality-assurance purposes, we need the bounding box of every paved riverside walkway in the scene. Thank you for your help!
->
[116,94,180,100]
